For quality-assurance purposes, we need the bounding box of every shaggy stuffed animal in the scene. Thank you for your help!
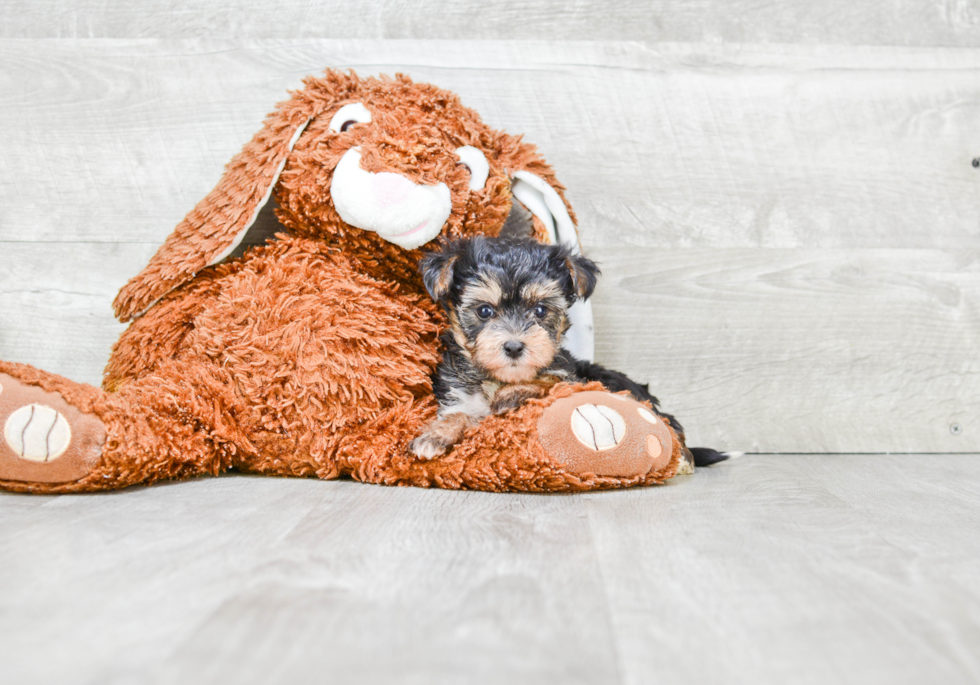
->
[0,70,684,494]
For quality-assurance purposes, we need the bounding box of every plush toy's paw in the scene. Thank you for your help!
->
[536,391,674,479]
[0,373,105,484]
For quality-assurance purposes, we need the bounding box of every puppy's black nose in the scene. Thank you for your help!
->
[503,341,525,359]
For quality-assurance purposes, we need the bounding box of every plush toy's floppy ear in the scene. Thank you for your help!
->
[112,97,319,322]
[505,165,595,362]
[510,171,580,251]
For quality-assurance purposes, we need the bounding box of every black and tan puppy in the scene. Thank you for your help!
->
[409,236,731,469]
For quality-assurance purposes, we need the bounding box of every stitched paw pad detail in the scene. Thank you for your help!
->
[570,403,626,450]
[0,373,105,484]
[537,391,674,479]
[4,404,73,462]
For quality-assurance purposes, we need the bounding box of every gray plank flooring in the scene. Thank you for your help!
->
[2,455,979,684]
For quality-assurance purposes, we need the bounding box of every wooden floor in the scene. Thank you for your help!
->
[1,2,979,683]
[2,455,979,684]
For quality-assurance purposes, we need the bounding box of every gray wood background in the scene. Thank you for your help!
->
[3,3,980,685]
[3,30,978,453]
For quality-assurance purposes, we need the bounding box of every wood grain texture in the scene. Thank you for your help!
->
[0,243,139,385]
[589,247,980,453]
[2,0,979,47]
[0,477,620,685]
[1,40,978,452]
[4,242,976,453]
[1,41,977,248]
[1,456,978,684]
[585,455,980,684]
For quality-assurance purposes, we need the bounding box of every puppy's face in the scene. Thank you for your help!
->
[457,272,568,383]
[421,237,599,384]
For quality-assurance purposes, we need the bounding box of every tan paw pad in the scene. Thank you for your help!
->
[646,433,662,460]
[5,404,73,462]
[537,391,674,478]
[0,373,105,484]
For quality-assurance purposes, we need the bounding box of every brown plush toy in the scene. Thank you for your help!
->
[0,69,683,494]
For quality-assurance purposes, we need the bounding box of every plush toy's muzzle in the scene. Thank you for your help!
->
[330,146,452,249]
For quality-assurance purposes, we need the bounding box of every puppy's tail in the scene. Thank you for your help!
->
[569,358,741,468]
[688,447,742,467]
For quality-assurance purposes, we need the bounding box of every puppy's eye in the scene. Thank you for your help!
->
[476,305,495,320]
[533,305,548,319]
[329,103,372,133]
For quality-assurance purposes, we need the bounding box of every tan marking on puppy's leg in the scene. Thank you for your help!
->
[676,446,695,475]
[490,383,549,414]
[409,413,478,459]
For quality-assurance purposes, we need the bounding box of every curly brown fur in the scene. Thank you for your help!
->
[0,69,688,494]
[113,71,568,322]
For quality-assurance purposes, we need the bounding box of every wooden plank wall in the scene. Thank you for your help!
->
[0,3,978,453]
[3,1,979,45]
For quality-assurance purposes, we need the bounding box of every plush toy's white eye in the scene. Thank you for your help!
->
[455,146,490,191]
[329,103,372,133]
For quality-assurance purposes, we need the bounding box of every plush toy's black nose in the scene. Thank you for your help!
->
[503,341,525,359]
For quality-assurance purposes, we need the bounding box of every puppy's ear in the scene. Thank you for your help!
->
[420,247,460,302]
[565,254,599,301]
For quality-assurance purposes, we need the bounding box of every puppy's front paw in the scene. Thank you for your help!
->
[410,414,473,459]
[490,395,522,415]
[409,434,449,460]
[490,385,543,415]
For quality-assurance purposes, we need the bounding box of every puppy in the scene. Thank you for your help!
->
[408,236,731,470]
